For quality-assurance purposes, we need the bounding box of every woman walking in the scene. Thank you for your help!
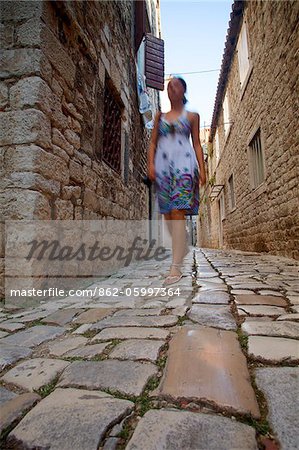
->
[147,76,207,286]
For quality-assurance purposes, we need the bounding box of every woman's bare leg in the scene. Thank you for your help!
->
[168,209,187,276]
[164,212,172,238]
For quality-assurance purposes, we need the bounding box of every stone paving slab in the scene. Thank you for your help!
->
[0,344,33,371]
[237,305,286,317]
[152,326,260,418]
[90,315,177,331]
[91,327,170,341]
[1,358,70,391]
[277,313,299,321]
[57,360,158,397]
[140,301,165,308]
[172,306,188,317]
[230,283,268,290]
[234,294,287,307]
[197,283,228,292]
[0,330,9,338]
[255,367,299,450]
[231,290,255,295]
[287,295,299,305]
[8,310,52,322]
[109,339,164,362]
[6,388,134,450]
[248,336,299,362]
[1,392,41,434]
[47,336,88,357]
[0,312,8,320]
[103,437,119,449]
[1,325,65,348]
[125,409,258,450]
[227,279,269,289]
[242,320,299,339]
[64,343,111,359]
[102,300,137,309]
[188,304,237,330]
[112,308,163,317]
[0,386,17,405]
[197,272,219,278]
[41,308,80,326]
[0,321,26,332]
[72,323,92,334]
[258,290,285,297]
[198,278,227,286]
[84,301,117,310]
[165,297,188,308]
[192,291,230,304]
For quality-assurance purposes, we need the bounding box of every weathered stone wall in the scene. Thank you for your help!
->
[0,1,160,298]
[198,0,299,260]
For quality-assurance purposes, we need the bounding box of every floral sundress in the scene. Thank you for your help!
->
[154,108,200,215]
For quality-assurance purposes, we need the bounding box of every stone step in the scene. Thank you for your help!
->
[242,320,299,339]
[6,388,134,450]
[125,409,258,450]
[234,294,287,307]
[152,326,260,418]
[187,304,237,330]
[57,360,158,397]
[90,315,178,331]
[255,367,299,450]
[248,336,299,362]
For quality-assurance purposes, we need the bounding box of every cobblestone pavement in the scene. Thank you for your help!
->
[1,248,298,450]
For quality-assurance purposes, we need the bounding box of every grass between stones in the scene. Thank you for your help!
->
[241,373,280,449]
[117,420,132,441]
[236,326,249,352]
[176,314,189,326]
[68,322,83,332]
[112,374,163,448]
[26,319,46,328]
[81,329,98,339]
[34,374,60,398]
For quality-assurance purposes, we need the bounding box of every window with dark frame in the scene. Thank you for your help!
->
[249,128,265,188]
[102,76,123,175]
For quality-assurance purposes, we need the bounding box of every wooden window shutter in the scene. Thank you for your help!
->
[144,33,164,91]
[135,0,146,52]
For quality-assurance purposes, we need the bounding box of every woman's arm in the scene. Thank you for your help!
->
[147,111,161,167]
[190,112,207,184]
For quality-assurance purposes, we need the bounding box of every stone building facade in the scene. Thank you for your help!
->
[198,0,299,260]
[0,1,163,298]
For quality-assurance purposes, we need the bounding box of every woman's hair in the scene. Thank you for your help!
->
[175,76,188,104]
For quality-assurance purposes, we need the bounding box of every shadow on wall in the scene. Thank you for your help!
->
[254,237,269,253]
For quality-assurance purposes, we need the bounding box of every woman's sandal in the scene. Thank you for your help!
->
[162,263,183,286]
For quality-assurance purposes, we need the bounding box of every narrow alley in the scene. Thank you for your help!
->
[1,248,298,449]
[0,0,298,449]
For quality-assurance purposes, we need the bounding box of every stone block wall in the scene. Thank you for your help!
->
[0,1,160,298]
[198,1,299,260]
